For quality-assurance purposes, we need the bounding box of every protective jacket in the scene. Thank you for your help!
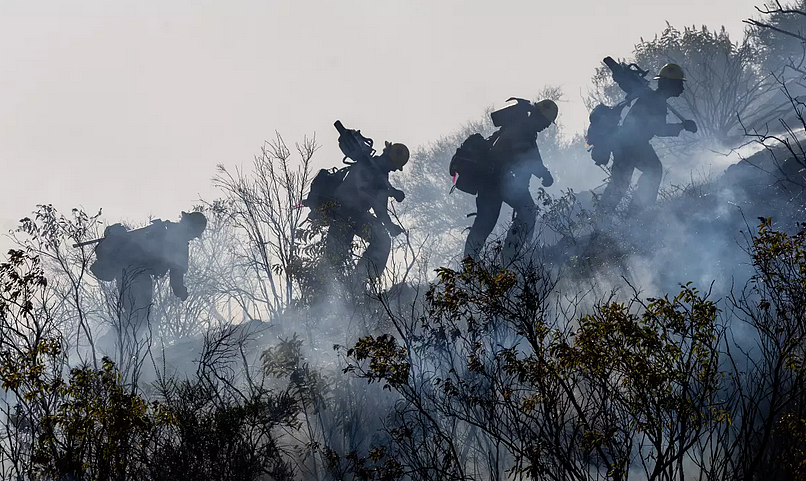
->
[620,89,682,143]
[488,122,550,182]
[332,157,400,227]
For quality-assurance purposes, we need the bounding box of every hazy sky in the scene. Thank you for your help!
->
[1,0,763,238]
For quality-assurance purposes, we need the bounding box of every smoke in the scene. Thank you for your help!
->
[2,80,805,479]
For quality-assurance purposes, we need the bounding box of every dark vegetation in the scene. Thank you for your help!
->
[2,3,806,480]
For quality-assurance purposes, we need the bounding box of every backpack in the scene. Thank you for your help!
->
[586,102,628,165]
[303,167,350,219]
[91,224,128,281]
[449,133,494,195]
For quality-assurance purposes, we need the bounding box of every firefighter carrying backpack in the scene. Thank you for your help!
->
[449,133,494,195]
[303,167,350,219]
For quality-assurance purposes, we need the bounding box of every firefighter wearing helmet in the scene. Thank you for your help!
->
[320,129,409,283]
[598,63,698,215]
[89,210,207,338]
[462,97,558,264]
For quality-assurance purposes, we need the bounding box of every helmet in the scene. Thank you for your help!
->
[180,211,207,238]
[385,142,409,170]
[654,63,686,81]
[533,99,559,124]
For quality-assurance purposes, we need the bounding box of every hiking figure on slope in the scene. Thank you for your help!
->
[303,121,408,283]
[88,211,207,332]
[594,62,698,214]
[450,98,558,264]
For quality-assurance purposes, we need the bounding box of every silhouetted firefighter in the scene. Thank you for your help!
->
[82,211,207,332]
[450,98,557,263]
[587,58,697,215]
[303,121,408,283]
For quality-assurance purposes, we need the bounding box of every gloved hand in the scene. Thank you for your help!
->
[387,224,404,237]
[392,189,405,203]
[542,172,554,187]
[682,119,698,133]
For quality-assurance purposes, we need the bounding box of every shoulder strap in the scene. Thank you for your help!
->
[616,98,639,124]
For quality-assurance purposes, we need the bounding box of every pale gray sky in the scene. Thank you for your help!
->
[1,0,762,237]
